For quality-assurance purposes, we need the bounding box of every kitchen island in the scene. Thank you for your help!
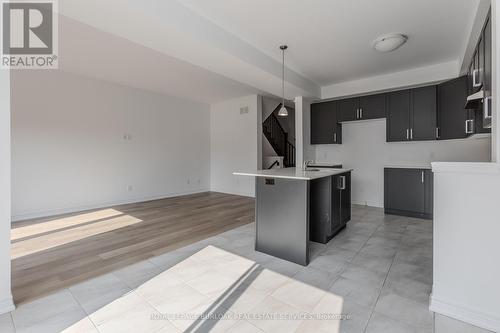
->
[234,167,352,265]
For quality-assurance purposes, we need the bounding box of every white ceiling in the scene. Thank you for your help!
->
[179,0,480,86]
[58,0,482,102]
[58,16,261,104]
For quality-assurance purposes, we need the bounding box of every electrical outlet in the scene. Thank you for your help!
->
[240,106,249,114]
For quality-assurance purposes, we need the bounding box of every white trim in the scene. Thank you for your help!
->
[12,188,210,222]
[430,293,500,332]
[0,296,15,315]
[431,162,500,174]
[321,60,459,99]
[351,200,383,208]
[209,188,255,198]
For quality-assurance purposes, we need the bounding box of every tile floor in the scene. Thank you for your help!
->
[0,205,490,333]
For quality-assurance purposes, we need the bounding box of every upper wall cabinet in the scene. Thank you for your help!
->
[311,101,342,144]
[437,76,469,140]
[411,86,437,141]
[338,98,358,122]
[312,80,467,144]
[466,11,492,134]
[338,94,386,122]
[386,90,411,142]
[386,86,437,142]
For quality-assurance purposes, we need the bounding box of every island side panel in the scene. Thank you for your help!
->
[255,177,309,266]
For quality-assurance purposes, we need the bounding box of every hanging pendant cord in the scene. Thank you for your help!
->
[282,48,285,108]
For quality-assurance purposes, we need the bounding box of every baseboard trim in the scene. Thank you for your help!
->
[384,208,432,219]
[351,200,383,208]
[430,293,500,332]
[209,188,255,198]
[12,188,211,222]
[0,295,15,315]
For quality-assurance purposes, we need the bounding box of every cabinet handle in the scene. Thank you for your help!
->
[465,119,474,134]
[406,129,409,140]
[360,108,363,119]
[472,69,481,87]
[436,127,440,139]
[421,171,424,183]
[410,128,413,140]
[338,176,346,190]
[356,108,360,119]
[484,96,492,120]
[334,133,337,142]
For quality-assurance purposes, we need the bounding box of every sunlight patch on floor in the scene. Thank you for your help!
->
[11,209,124,241]
[60,246,345,333]
[11,213,143,259]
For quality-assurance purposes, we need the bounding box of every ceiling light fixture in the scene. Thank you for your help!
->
[278,45,288,117]
[373,33,408,52]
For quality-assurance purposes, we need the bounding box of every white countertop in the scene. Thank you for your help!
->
[432,162,500,174]
[233,167,352,180]
[384,164,432,170]
[309,162,343,167]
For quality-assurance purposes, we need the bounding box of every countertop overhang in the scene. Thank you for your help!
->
[233,167,353,180]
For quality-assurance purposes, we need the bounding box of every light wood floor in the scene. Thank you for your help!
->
[11,192,255,304]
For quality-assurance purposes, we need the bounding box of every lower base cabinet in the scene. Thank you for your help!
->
[384,168,433,219]
[310,172,351,244]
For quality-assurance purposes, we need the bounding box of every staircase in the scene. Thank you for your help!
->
[263,109,295,167]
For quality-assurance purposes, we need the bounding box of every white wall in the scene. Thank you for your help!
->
[295,97,315,168]
[321,61,459,99]
[11,70,210,221]
[316,120,491,207]
[430,163,500,332]
[262,136,277,158]
[210,95,260,196]
[0,71,14,314]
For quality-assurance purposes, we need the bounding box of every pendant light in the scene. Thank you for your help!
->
[277,45,288,117]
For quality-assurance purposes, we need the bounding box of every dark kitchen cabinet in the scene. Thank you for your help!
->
[384,168,433,219]
[483,16,492,127]
[411,86,437,141]
[338,94,386,121]
[477,36,484,88]
[338,172,351,224]
[484,17,492,97]
[424,169,433,217]
[387,87,437,142]
[311,101,342,144]
[465,11,492,134]
[359,94,386,119]
[467,61,474,95]
[437,76,469,140]
[338,98,359,122]
[476,15,492,133]
[310,172,351,244]
[386,90,411,141]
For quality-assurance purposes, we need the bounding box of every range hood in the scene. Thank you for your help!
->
[464,89,484,109]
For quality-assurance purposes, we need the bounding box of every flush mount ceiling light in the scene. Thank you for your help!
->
[373,33,408,52]
[278,45,288,117]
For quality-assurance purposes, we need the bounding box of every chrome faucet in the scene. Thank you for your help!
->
[302,160,313,171]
